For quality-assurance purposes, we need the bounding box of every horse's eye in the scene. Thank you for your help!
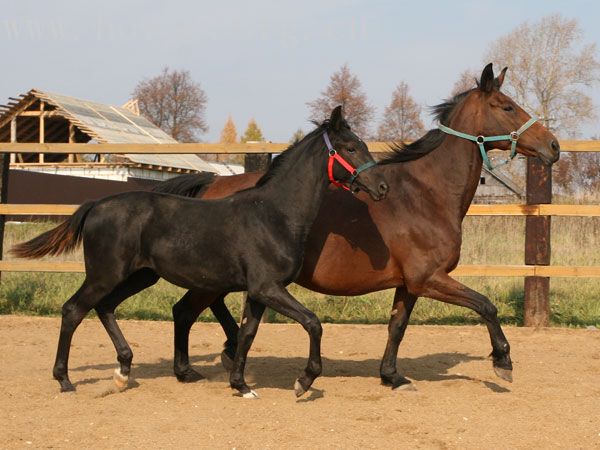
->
[503,104,514,112]
[347,147,355,153]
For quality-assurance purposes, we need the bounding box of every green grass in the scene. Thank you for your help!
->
[1,215,599,327]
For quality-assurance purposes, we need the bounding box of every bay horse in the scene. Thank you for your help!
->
[154,64,560,390]
[12,106,389,397]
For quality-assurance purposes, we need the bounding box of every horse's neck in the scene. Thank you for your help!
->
[261,141,330,232]
[394,135,483,223]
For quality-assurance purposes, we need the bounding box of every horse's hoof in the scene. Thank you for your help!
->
[294,379,306,398]
[242,389,259,399]
[494,367,513,383]
[113,368,129,391]
[59,382,76,393]
[393,382,417,392]
[175,368,206,383]
[220,350,234,372]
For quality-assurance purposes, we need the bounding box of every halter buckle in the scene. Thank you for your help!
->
[510,131,519,141]
[476,135,485,145]
[328,149,336,157]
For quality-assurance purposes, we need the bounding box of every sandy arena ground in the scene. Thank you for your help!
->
[1,315,599,449]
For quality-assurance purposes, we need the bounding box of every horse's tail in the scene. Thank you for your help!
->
[151,172,216,198]
[11,201,97,259]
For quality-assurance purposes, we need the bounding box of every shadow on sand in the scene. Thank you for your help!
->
[70,351,509,394]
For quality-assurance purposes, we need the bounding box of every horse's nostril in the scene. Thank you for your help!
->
[551,140,560,152]
[378,182,389,195]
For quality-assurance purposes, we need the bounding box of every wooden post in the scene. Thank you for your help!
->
[244,152,272,322]
[68,123,75,163]
[524,157,552,326]
[39,102,45,163]
[0,120,16,280]
[244,153,271,173]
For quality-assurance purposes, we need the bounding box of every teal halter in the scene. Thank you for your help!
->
[438,117,537,171]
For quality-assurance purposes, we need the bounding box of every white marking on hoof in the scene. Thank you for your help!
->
[242,389,259,399]
[294,379,306,397]
[393,383,417,392]
[113,368,129,391]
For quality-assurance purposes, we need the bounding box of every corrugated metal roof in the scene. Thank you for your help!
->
[32,89,177,144]
[0,89,217,173]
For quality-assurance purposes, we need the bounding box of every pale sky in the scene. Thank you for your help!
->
[1,0,598,141]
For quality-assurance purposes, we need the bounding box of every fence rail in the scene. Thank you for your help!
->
[2,203,599,217]
[0,140,598,154]
[0,260,598,277]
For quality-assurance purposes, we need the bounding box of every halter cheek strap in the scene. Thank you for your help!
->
[438,117,537,171]
[323,131,377,191]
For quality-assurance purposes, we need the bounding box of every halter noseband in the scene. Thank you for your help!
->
[438,117,537,171]
[323,131,377,191]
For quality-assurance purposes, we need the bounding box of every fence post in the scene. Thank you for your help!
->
[524,157,552,326]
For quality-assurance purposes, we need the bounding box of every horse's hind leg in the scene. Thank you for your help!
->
[53,278,121,392]
[94,269,159,390]
[172,291,224,382]
[380,286,417,390]
[232,284,322,398]
[210,295,239,371]
[420,272,513,382]
[228,297,265,398]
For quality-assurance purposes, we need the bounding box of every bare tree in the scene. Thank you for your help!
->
[220,115,237,144]
[485,14,600,137]
[451,69,479,96]
[133,67,208,142]
[377,82,425,141]
[307,64,375,136]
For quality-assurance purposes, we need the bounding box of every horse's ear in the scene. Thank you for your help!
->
[329,105,344,131]
[479,63,495,93]
[495,66,508,90]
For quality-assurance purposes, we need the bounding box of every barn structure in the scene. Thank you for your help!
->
[0,89,242,206]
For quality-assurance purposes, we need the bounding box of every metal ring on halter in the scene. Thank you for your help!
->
[476,135,485,144]
[510,131,519,141]
[329,149,336,156]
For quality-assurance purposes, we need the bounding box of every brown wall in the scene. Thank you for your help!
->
[6,170,160,221]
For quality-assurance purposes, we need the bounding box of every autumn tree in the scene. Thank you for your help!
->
[485,14,600,137]
[133,67,208,142]
[289,128,305,144]
[451,69,478,96]
[241,119,264,142]
[377,82,425,142]
[307,64,375,136]
[220,116,237,144]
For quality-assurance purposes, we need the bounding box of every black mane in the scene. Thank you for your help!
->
[379,89,473,165]
[253,118,348,187]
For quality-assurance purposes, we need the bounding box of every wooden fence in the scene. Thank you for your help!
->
[0,141,598,326]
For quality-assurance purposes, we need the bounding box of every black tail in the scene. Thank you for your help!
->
[151,172,216,198]
[11,201,96,259]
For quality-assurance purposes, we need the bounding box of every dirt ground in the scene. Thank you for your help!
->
[1,316,599,449]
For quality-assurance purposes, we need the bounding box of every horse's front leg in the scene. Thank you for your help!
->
[380,286,418,390]
[419,272,513,382]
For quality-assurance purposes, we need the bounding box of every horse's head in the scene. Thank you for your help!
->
[452,63,560,166]
[324,106,389,200]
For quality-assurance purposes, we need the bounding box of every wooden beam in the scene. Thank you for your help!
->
[0,140,596,155]
[1,203,598,217]
[68,123,75,163]
[38,102,44,163]
[0,260,597,276]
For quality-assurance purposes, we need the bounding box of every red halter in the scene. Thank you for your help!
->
[323,131,376,191]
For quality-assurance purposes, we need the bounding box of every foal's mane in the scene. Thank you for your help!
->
[379,89,473,165]
[253,118,347,188]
